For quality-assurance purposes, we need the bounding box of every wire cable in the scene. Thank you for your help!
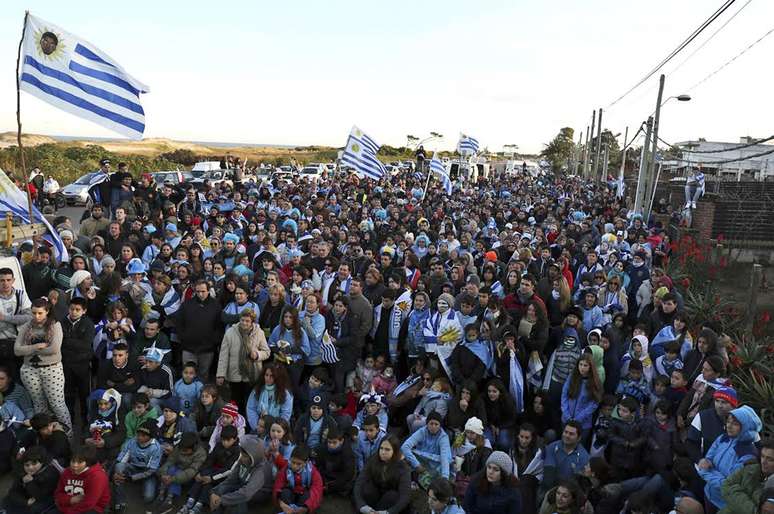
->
[659,134,774,153]
[658,135,774,164]
[667,0,753,78]
[686,24,774,92]
[607,0,737,108]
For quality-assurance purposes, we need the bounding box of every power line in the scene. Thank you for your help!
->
[607,0,737,108]
[667,0,753,77]
[686,24,774,92]
[658,135,774,164]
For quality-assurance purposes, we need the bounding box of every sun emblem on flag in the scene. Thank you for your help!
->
[351,142,360,153]
[34,27,66,61]
[355,129,363,137]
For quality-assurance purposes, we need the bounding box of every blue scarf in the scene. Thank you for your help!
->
[393,374,422,397]
[461,339,494,371]
[286,461,313,489]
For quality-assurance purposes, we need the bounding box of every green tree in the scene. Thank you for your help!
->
[541,127,575,171]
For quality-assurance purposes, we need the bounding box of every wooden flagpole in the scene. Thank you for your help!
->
[15,11,35,222]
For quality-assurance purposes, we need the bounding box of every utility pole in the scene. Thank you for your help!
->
[574,131,583,175]
[588,110,596,180]
[582,125,590,178]
[645,74,666,219]
[602,143,609,182]
[633,117,653,214]
[617,126,629,200]
[594,108,603,182]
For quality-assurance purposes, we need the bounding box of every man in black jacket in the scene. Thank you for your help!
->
[60,297,95,427]
[96,342,140,399]
[176,280,223,382]
[315,424,356,496]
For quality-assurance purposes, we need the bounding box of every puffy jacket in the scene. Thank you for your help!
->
[720,462,767,514]
[698,405,762,509]
[217,324,271,383]
[158,443,208,484]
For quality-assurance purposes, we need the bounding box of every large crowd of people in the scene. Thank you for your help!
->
[0,159,770,514]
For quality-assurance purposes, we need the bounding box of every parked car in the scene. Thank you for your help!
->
[60,172,100,205]
[189,169,234,189]
[150,171,186,189]
[300,164,325,180]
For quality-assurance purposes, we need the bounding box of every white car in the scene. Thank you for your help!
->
[60,172,100,205]
[300,164,325,180]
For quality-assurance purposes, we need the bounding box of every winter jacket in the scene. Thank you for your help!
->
[96,359,140,394]
[401,425,452,478]
[55,462,111,514]
[560,378,599,430]
[192,397,224,438]
[463,471,523,514]
[158,443,208,484]
[213,436,272,506]
[217,324,271,383]
[412,390,452,420]
[202,440,241,482]
[698,405,762,509]
[87,403,127,462]
[316,440,356,494]
[719,462,768,514]
[293,413,338,453]
[156,414,197,448]
[272,461,324,513]
[607,417,647,474]
[178,295,223,353]
[325,310,357,363]
[60,314,96,367]
[125,405,159,441]
[643,415,679,472]
[446,396,488,433]
[299,310,326,365]
[353,459,411,514]
[6,461,59,510]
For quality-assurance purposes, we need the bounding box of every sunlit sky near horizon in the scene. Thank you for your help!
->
[1,0,773,154]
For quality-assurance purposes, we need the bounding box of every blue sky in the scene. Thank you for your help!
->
[2,0,773,153]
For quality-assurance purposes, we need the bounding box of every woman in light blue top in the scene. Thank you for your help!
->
[298,294,325,367]
[245,363,294,430]
[268,306,310,392]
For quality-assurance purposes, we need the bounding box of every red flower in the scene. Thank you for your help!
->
[717,234,725,242]
[681,277,691,288]
[760,312,772,324]
[730,356,743,368]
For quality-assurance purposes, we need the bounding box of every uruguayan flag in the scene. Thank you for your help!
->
[19,14,149,139]
[457,134,480,155]
[0,168,68,262]
[430,153,452,195]
[340,126,386,180]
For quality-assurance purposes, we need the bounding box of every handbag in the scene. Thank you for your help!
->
[320,330,339,364]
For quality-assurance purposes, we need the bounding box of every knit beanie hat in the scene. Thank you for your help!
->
[486,451,514,476]
[100,255,116,268]
[69,270,92,289]
[713,386,738,407]
[221,401,239,418]
[464,416,484,435]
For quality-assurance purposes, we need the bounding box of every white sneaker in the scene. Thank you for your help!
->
[692,201,697,209]
[684,202,692,209]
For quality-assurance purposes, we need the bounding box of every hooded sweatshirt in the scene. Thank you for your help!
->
[586,334,606,383]
[698,405,762,509]
[55,462,111,514]
[213,435,272,506]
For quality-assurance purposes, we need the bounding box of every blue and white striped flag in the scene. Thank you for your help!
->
[457,134,480,155]
[340,126,386,180]
[430,153,452,195]
[0,168,68,262]
[19,14,150,140]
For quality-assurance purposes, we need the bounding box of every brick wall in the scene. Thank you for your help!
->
[692,200,715,241]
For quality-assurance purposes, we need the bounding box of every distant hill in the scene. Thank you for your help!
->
[0,132,57,148]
